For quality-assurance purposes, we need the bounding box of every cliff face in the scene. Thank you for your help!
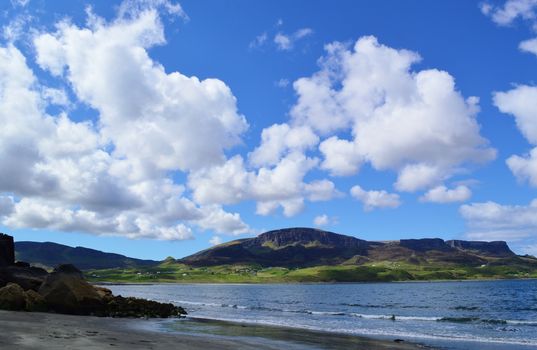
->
[399,238,453,252]
[249,228,368,250]
[0,233,15,267]
[446,240,515,257]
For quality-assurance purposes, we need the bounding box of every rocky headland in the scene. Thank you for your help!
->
[0,233,185,318]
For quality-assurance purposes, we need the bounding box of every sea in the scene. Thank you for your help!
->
[106,279,537,350]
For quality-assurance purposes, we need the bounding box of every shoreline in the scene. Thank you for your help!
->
[0,310,433,349]
[93,277,537,286]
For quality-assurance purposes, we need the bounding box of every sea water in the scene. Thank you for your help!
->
[106,279,537,349]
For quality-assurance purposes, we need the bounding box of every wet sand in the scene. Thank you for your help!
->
[0,310,435,349]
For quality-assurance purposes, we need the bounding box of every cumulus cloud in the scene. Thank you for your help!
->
[291,36,495,192]
[0,2,251,240]
[188,152,338,217]
[313,214,330,227]
[34,10,248,174]
[482,0,537,57]
[420,185,472,203]
[520,37,537,55]
[209,236,223,246]
[495,85,537,144]
[494,85,537,186]
[0,196,15,217]
[249,123,318,167]
[350,185,401,211]
[319,137,362,176]
[460,199,537,245]
[481,0,537,27]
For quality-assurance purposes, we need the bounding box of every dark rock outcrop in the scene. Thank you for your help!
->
[24,289,47,312]
[0,263,187,317]
[0,233,15,267]
[104,295,185,318]
[39,264,104,315]
[0,283,26,310]
[2,265,48,291]
[0,234,186,318]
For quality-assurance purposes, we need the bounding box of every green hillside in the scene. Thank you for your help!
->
[85,228,537,283]
[15,241,158,270]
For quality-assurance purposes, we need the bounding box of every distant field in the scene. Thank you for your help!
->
[85,259,537,283]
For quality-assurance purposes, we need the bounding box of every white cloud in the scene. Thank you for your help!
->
[350,185,401,211]
[291,36,495,191]
[482,1,537,57]
[0,3,251,240]
[520,37,537,55]
[197,205,251,235]
[494,85,537,186]
[507,148,537,185]
[420,185,472,203]
[252,24,313,51]
[313,214,330,227]
[189,152,337,217]
[274,33,292,50]
[249,32,268,49]
[249,123,318,167]
[274,28,313,51]
[34,10,248,175]
[319,137,362,176]
[481,0,537,26]
[460,199,537,243]
[209,236,223,246]
[295,28,313,39]
[0,196,14,217]
[41,88,70,107]
[275,78,290,88]
[494,85,537,144]
[394,164,444,192]
[10,0,29,7]
[117,0,188,20]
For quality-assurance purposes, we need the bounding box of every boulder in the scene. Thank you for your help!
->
[94,286,113,302]
[24,289,47,312]
[0,283,26,311]
[38,264,104,315]
[104,295,186,318]
[2,265,48,291]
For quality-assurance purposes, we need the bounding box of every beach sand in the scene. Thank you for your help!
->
[0,310,434,349]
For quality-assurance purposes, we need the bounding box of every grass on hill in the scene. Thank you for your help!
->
[85,259,537,284]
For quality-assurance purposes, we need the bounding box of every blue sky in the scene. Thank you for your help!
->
[1,0,537,260]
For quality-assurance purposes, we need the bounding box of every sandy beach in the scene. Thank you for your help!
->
[0,310,433,349]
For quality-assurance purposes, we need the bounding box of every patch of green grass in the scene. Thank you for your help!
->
[85,260,537,284]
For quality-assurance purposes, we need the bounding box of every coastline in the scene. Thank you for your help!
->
[0,310,433,349]
[94,276,537,285]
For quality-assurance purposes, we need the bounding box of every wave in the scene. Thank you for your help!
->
[172,300,537,327]
[341,302,430,309]
[450,306,481,311]
[184,315,537,347]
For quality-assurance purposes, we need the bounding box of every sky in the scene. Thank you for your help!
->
[0,0,537,260]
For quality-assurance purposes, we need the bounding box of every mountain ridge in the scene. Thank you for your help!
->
[15,241,158,270]
[180,227,516,268]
